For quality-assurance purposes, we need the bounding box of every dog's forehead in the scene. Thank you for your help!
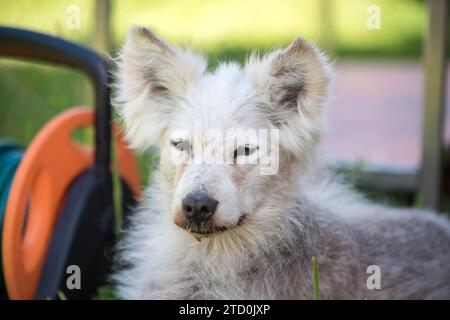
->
[190,63,253,109]
[172,63,266,132]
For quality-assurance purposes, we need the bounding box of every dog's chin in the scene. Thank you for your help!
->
[183,214,247,240]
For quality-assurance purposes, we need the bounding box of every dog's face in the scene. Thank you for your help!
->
[115,26,332,238]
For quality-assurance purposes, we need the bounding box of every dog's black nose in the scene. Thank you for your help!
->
[182,191,218,224]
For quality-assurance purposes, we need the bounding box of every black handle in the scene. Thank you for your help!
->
[0,27,111,170]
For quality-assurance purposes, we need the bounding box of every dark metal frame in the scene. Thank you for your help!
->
[0,26,112,172]
[420,0,448,209]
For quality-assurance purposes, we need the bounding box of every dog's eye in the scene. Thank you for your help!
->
[171,140,191,152]
[233,145,258,159]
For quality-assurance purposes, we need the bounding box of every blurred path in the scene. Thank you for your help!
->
[323,61,450,169]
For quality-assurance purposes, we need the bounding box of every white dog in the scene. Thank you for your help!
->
[112,26,450,299]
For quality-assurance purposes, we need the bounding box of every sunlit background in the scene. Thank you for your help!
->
[0,0,449,183]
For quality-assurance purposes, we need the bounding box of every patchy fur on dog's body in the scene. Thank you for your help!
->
[112,26,450,299]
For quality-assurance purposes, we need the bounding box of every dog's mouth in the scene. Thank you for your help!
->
[183,214,247,240]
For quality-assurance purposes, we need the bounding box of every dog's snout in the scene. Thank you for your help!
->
[182,191,218,224]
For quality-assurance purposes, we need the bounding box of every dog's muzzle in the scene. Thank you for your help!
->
[177,191,246,237]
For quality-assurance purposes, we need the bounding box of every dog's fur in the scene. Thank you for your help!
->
[112,26,450,299]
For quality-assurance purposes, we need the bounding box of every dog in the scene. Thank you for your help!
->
[111,25,450,299]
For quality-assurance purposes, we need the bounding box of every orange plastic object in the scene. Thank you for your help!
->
[2,107,140,299]
[113,123,141,199]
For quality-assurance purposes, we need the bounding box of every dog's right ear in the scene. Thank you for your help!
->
[113,26,207,150]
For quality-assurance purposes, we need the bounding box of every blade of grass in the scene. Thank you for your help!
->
[57,291,67,300]
[312,256,320,300]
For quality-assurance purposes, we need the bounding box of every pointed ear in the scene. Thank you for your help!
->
[245,38,333,155]
[113,26,207,150]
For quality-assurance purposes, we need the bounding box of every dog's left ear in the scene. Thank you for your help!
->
[245,38,333,155]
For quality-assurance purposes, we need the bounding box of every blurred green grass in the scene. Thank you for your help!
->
[0,0,430,59]
[0,60,92,145]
